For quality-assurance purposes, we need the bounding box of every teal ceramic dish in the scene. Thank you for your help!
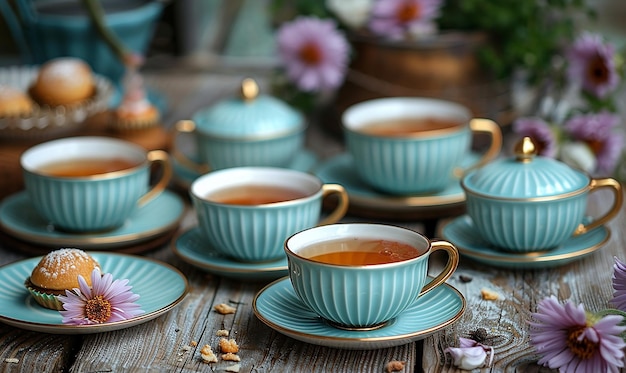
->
[0,252,188,334]
[172,228,288,281]
[461,137,622,253]
[2,0,163,83]
[440,215,610,269]
[0,190,184,249]
[174,79,306,172]
[253,277,465,350]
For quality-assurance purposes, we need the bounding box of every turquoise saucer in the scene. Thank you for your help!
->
[0,252,188,334]
[314,153,478,216]
[172,228,288,282]
[253,277,465,350]
[440,215,611,269]
[173,149,318,190]
[0,190,185,249]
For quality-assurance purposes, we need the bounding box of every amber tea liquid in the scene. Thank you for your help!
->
[40,158,138,177]
[207,185,309,205]
[303,238,422,265]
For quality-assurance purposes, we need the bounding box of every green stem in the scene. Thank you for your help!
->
[81,0,129,63]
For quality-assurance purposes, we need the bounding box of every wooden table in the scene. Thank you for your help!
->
[0,69,624,372]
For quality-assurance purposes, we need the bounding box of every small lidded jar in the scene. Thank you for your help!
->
[461,136,623,252]
[173,78,306,173]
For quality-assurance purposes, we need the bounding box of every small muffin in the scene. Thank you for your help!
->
[112,69,160,131]
[0,85,34,117]
[29,57,95,107]
[25,248,100,310]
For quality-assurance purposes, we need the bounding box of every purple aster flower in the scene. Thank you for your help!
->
[368,0,442,39]
[612,257,626,312]
[276,16,349,92]
[529,296,626,372]
[567,32,620,98]
[512,117,559,158]
[57,268,144,325]
[444,337,494,369]
[563,112,624,174]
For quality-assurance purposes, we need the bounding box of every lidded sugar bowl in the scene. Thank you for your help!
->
[173,78,306,172]
[461,136,623,252]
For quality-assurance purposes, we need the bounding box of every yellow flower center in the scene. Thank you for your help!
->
[566,325,598,360]
[299,43,323,65]
[587,53,610,85]
[396,3,421,23]
[85,295,112,323]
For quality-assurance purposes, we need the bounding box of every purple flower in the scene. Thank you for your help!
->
[529,296,626,372]
[563,112,624,174]
[512,117,559,158]
[57,268,144,325]
[368,0,442,39]
[612,257,626,312]
[444,337,493,369]
[276,16,349,92]
[567,32,620,98]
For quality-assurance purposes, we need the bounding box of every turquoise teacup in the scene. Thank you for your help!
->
[190,167,349,262]
[342,97,502,195]
[284,223,459,329]
[21,136,172,232]
[462,137,623,252]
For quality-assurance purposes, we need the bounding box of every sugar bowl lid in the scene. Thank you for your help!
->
[461,137,591,198]
[191,78,304,138]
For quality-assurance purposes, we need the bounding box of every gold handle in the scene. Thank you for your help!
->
[573,178,623,235]
[172,120,210,174]
[419,240,459,297]
[137,150,173,207]
[317,184,349,226]
[453,118,502,177]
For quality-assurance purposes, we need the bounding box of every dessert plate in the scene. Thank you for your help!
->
[0,190,185,249]
[172,228,288,282]
[173,149,318,190]
[440,215,611,269]
[313,153,478,220]
[253,277,465,350]
[0,252,188,334]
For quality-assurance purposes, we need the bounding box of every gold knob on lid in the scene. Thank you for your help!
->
[240,78,259,102]
[515,136,538,163]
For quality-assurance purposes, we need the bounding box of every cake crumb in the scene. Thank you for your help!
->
[222,352,241,362]
[481,288,500,300]
[4,358,19,364]
[219,338,239,353]
[214,303,237,314]
[216,329,230,337]
[190,340,198,347]
[225,363,241,372]
[199,344,218,363]
[385,360,405,372]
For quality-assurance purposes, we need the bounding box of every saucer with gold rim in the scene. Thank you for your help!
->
[253,276,465,350]
[172,227,288,281]
[313,153,478,219]
[440,215,610,269]
[0,190,185,249]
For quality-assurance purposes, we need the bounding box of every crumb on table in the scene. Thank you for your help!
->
[219,338,239,353]
[214,303,237,314]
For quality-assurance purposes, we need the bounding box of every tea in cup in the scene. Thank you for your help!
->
[21,136,172,232]
[190,167,349,262]
[342,97,502,194]
[284,223,459,329]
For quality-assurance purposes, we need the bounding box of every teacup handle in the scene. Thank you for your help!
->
[419,240,459,297]
[172,120,211,174]
[453,118,502,178]
[317,184,349,226]
[137,150,173,207]
[573,177,623,236]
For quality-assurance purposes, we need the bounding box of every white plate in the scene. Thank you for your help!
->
[0,252,188,334]
[253,277,465,350]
